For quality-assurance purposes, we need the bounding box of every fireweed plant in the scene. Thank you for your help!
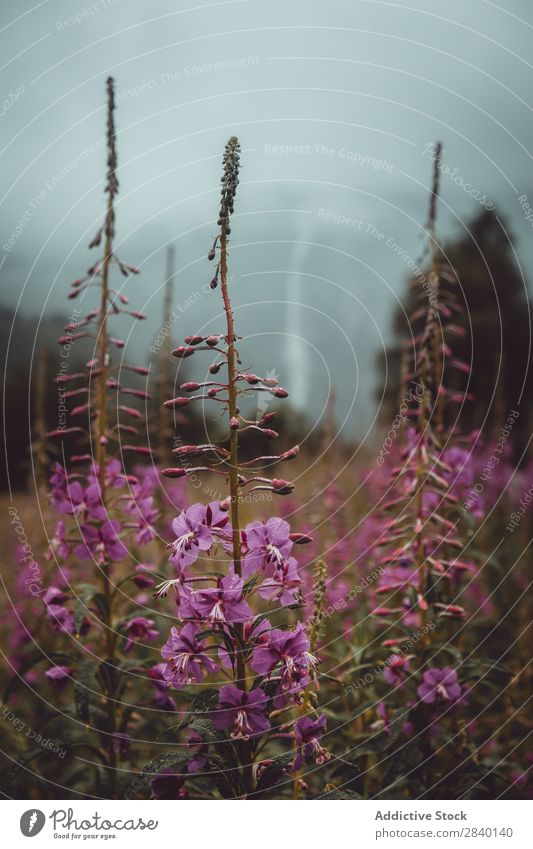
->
[39,78,171,797]
[151,137,330,799]
[351,145,503,797]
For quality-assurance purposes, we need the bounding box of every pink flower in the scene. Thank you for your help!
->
[183,574,252,626]
[417,667,462,705]
[123,616,159,653]
[161,623,218,688]
[75,520,127,563]
[383,654,411,686]
[213,684,270,739]
[169,504,215,571]
[258,557,302,606]
[293,715,329,770]
[242,517,293,577]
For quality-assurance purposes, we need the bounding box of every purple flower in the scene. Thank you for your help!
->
[147,664,177,710]
[112,732,132,756]
[45,665,72,685]
[251,622,312,676]
[417,667,462,705]
[293,714,329,770]
[169,504,214,570]
[150,767,187,799]
[242,517,292,577]
[259,557,302,606]
[89,458,125,489]
[161,623,218,688]
[370,701,391,734]
[75,520,127,564]
[56,480,106,521]
[124,496,159,545]
[185,731,208,773]
[251,622,316,705]
[213,684,270,739]
[383,654,411,686]
[43,586,67,606]
[45,603,75,635]
[184,574,252,626]
[47,521,70,561]
[123,616,159,653]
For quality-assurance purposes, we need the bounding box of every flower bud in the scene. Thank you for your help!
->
[261,428,279,439]
[281,445,299,461]
[270,387,289,398]
[184,336,204,346]
[162,467,188,478]
[164,397,190,408]
[206,335,220,346]
[180,382,200,391]
[172,346,195,358]
[271,479,294,495]
[229,417,240,430]
[47,427,84,438]
[289,532,313,544]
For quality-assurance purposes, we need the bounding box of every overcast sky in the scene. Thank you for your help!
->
[2,0,533,439]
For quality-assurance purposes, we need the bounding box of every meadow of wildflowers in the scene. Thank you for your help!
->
[1,76,531,806]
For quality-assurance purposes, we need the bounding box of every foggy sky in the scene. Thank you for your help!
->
[2,0,533,440]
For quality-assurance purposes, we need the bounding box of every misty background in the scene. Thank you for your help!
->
[2,0,533,468]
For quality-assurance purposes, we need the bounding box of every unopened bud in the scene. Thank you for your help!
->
[289,532,313,544]
[272,479,294,495]
[181,382,200,391]
[172,346,195,358]
[184,336,204,346]
[229,417,240,430]
[162,467,188,478]
[164,397,190,408]
[281,445,299,461]
[271,387,289,398]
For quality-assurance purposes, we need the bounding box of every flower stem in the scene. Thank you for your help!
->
[219,214,254,794]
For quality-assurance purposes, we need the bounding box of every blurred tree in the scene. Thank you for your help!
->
[377,209,532,456]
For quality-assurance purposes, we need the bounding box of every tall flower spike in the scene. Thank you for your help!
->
[95,76,118,494]
[158,137,317,798]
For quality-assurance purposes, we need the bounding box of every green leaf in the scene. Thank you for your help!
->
[123,751,193,799]
[74,659,97,724]
[176,688,219,730]
[254,753,294,795]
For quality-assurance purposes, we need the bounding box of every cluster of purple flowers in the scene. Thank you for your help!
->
[159,505,323,743]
